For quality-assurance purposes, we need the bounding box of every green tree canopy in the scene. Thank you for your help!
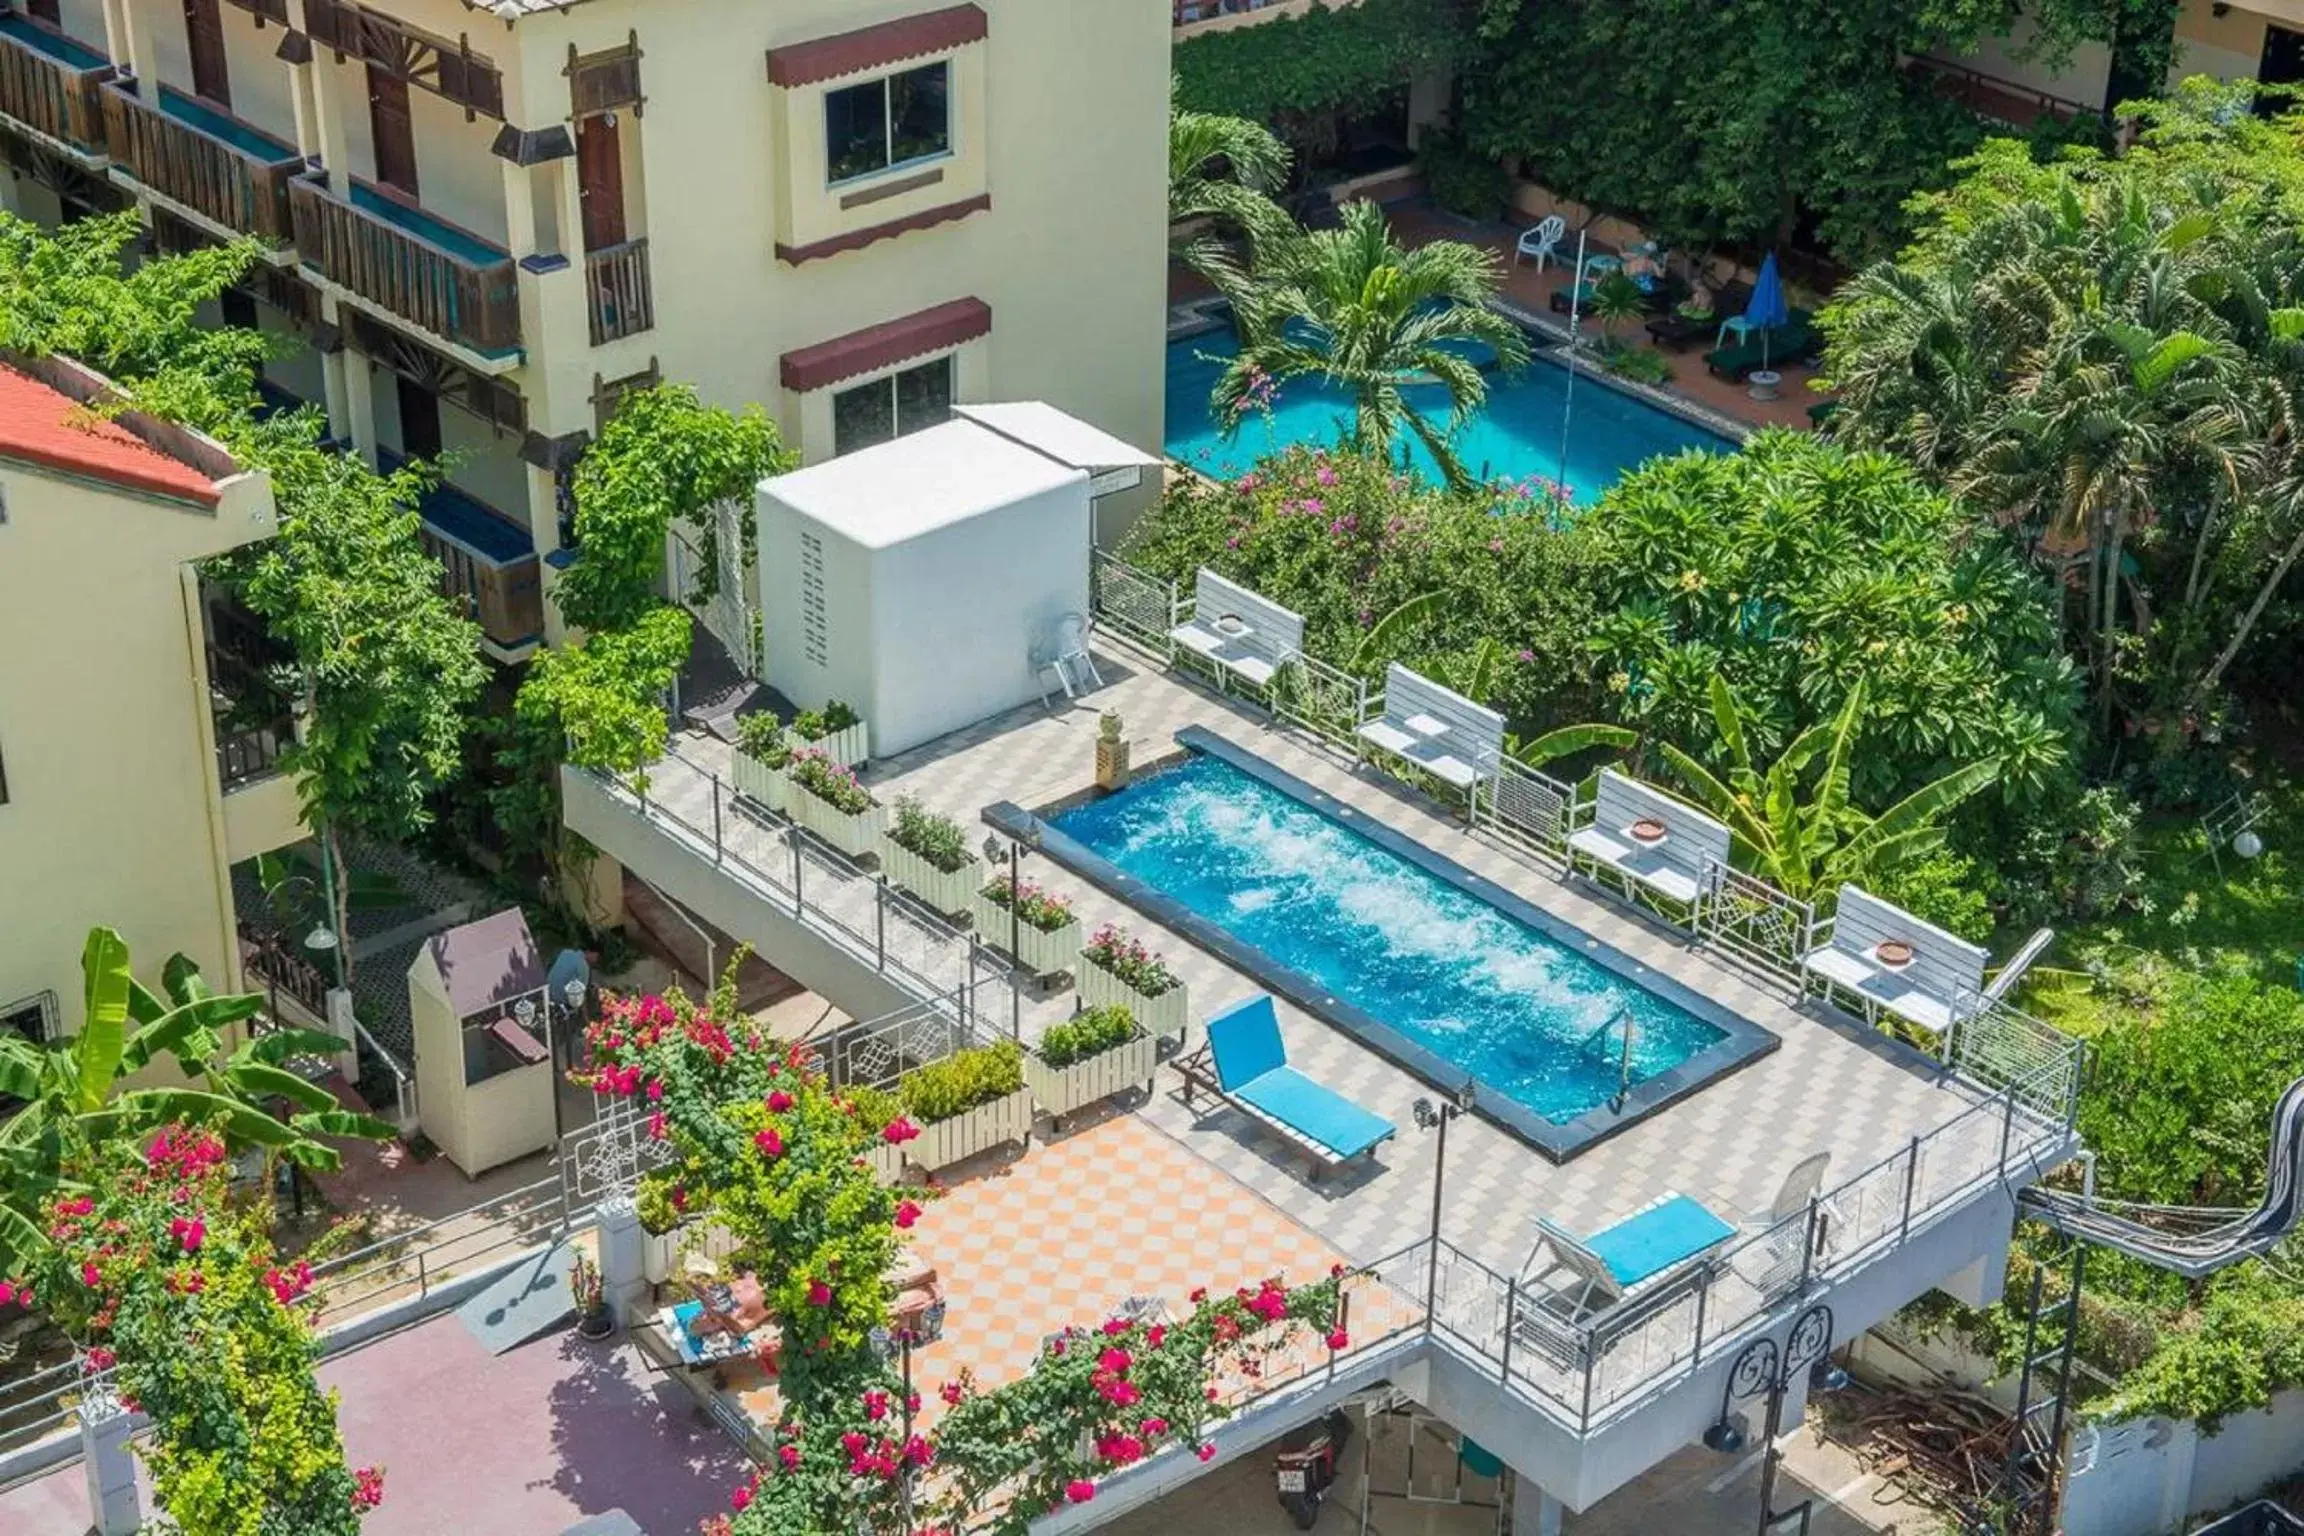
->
[1821,83,2304,738]
[1584,429,2080,806]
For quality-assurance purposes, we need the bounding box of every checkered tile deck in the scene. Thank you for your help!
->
[653,641,2021,1286]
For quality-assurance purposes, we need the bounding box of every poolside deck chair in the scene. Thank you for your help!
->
[1703,311,1821,381]
[1516,1193,1735,1332]
[1180,995,1395,1173]
[1733,1152,1844,1294]
[1515,215,1567,272]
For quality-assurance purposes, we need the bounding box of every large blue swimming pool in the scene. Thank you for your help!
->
[1049,753,1729,1127]
[1165,328,1733,503]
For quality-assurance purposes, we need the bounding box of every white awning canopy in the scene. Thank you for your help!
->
[952,402,1160,494]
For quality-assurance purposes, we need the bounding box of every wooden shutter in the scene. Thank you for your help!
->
[367,64,419,198]
[575,114,626,253]
[185,0,232,106]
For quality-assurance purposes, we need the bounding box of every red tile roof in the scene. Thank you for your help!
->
[0,364,222,507]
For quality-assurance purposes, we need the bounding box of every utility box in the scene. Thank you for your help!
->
[757,414,1102,758]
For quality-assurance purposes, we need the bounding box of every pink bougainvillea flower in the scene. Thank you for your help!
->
[1066,1479,1096,1504]
[0,1281,16,1307]
[1146,1324,1165,1348]
[806,1279,832,1308]
[648,1110,668,1141]
[1142,1416,1169,1438]
[729,1483,753,1512]
[80,1263,99,1289]
[1097,1347,1130,1374]
[1326,1328,1350,1351]
[1101,1317,1129,1337]
[767,1089,794,1113]
[170,1216,205,1253]
[778,1444,801,1470]
[645,1078,663,1101]
[351,1466,385,1511]
[893,1200,921,1230]
[83,1346,116,1372]
[1198,1442,1218,1462]
[940,1380,965,1406]
[753,1127,784,1158]
[864,1390,890,1422]
[883,1117,920,1145]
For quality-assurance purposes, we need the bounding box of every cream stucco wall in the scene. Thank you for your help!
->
[0,456,273,1037]
[2172,0,2287,84]
[495,0,1170,477]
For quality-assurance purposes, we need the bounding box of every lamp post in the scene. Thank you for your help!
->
[1411,1079,1478,1312]
[1700,1303,1845,1536]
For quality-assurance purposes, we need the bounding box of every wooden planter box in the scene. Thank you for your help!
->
[878,835,979,917]
[790,719,870,770]
[969,891,1081,976]
[905,1087,1033,1172]
[730,749,789,812]
[790,786,885,858]
[864,1142,906,1184]
[1074,958,1190,1046]
[1025,1027,1158,1121]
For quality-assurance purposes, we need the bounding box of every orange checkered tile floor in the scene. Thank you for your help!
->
[715,1111,1420,1433]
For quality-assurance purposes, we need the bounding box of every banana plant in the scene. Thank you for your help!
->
[1650,676,2000,902]
[0,928,394,1272]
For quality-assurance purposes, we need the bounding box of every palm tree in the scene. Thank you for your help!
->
[1214,201,1531,489]
[1651,677,2000,903]
[1168,100,1294,292]
[0,928,393,1270]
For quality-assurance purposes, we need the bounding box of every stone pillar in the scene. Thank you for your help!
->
[597,1193,648,1332]
[1513,1482,1565,1536]
[294,3,357,190]
[78,1385,141,1536]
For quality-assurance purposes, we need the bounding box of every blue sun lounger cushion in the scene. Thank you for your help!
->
[1205,995,1395,1164]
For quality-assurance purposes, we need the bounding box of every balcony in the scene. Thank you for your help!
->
[101,81,302,244]
[1173,0,1330,33]
[388,455,542,657]
[0,9,112,156]
[585,237,655,345]
[288,174,520,359]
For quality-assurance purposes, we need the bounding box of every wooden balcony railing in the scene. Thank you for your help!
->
[421,524,543,652]
[101,82,302,243]
[0,9,112,154]
[585,236,654,345]
[287,174,520,355]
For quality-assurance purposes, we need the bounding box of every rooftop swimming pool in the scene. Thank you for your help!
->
[1008,730,1776,1159]
[1165,326,1734,503]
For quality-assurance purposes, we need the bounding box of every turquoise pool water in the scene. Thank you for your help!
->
[1165,327,1731,503]
[1051,755,1727,1125]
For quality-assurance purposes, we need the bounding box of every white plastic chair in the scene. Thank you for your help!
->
[1515,215,1566,272]
[1034,613,1101,706]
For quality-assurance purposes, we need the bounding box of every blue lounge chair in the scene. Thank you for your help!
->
[1520,1193,1736,1323]
[1189,995,1396,1172]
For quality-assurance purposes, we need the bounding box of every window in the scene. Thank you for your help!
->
[832,355,953,456]
[396,377,443,460]
[824,61,950,185]
[0,993,53,1114]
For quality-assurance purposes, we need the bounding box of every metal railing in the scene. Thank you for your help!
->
[585,236,654,345]
[1472,755,1574,867]
[1271,651,1373,753]
[301,1171,574,1330]
[286,174,520,355]
[1090,547,1185,657]
[99,81,302,242]
[588,747,1029,1040]
[1694,857,1819,986]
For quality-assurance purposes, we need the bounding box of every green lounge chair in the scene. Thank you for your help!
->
[1704,309,1820,381]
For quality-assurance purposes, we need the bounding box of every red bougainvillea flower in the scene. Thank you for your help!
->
[806,1279,832,1308]
[940,1380,965,1406]
[893,1200,921,1230]
[1101,1317,1129,1337]
[882,1117,920,1145]
[729,1483,753,1512]
[645,1078,664,1101]
[1198,1442,1218,1462]
[1096,1347,1130,1373]
[647,1110,668,1141]
[1189,1286,1208,1303]
[80,1263,100,1289]
[351,1466,385,1511]
[83,1346,116,1372]
[778,1444,800,1470]
[1141,1417,1169,1438]
[0,1281,16,1308]
[766,1089,794,1112]
[1326,1328,1350,1351]
[1066,1479,1096,1504]
[1146,1324,1165,1348]
[864,1389,890,1422]
[753,1127,784,1158]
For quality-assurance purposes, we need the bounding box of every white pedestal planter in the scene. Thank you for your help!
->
[790,787,886,858]
[1025,1029,1158,1122]
[730,750,789,812]
[791,720,870,769]
[969,891,1082,976]
[879,836,980,917]
[906,1088,1033,1172]
[1074,960,1190,1046]
[864,1142,906,1184]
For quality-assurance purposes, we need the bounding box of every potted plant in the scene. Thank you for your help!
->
[845,1083,911,1183]
[571,1251,613,1339]
[878,796,980,916]
[731,712,793,812]
[790,699,869,769]
[1074,923,1188,1045]
[970,873,1081,977]
[786,746,885,858]
[1024,1003,1156,1124]
[895,1041,1031,1173]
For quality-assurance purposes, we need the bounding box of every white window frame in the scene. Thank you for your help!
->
[823,59,955,189]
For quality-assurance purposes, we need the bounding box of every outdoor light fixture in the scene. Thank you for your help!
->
[1701,1416,1748,1455]
[1810,1358,1851,1394]
[2234,829,2265,860]
[303,924,338,952]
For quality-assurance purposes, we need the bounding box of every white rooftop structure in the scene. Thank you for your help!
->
[757,407,1127,758]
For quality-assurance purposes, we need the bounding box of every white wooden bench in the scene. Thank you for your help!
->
[1356,662,1504,793]
[1567,769,1731,909]
[1169,569,1304,697]
[1802,884,1987,1042]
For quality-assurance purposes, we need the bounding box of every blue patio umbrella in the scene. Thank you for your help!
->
[1743,251,1790,369]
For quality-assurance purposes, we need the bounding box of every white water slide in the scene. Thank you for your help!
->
[2019,1075,2304,1278]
